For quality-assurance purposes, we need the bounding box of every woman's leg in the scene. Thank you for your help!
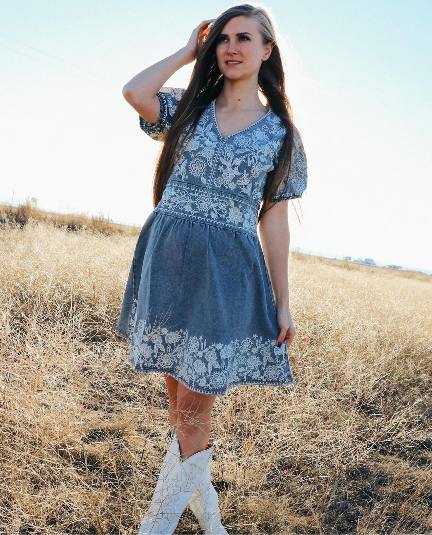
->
[163,377,227,533]
[164,374,217,457]
[164,374,179,428]
[136,377,217,534]
[176,383,217,460]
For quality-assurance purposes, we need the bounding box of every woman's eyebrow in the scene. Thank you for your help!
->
[219,31,252,37]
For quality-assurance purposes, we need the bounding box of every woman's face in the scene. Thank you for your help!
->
[215,15,273,80]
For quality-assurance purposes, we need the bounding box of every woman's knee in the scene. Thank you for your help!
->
[176,383,216,429]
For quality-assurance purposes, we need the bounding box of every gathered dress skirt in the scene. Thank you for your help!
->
[115,200,295,397]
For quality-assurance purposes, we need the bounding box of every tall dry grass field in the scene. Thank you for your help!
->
[1,217,431,535]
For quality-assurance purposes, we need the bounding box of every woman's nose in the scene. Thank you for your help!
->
[227,41,239,54]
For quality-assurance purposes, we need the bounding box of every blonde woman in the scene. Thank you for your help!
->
[116,3,308,534]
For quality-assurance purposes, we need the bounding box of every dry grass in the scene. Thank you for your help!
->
[0,202,139,237]
[0,215,431,535]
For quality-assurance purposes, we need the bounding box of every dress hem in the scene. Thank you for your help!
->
[127,360,294,397]
[116,324,295,397]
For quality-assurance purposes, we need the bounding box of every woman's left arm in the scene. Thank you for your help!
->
[258,199,296,347]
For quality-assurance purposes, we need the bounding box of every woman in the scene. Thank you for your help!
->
[117,3,308,534]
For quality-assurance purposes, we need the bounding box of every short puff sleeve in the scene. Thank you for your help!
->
[139,87,186,141]
[271,126,308,202]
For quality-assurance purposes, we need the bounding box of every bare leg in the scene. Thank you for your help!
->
[176,383,217,461]
[163,376,227,533]
[164,374,179,428]
[137,377,217,534]
[164,375,217,459]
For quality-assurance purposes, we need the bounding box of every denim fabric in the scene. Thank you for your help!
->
[116,87,308,396]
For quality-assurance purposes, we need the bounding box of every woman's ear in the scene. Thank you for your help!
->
[263,43,273,61]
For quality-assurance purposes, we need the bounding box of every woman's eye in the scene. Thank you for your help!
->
[217,35,250,42]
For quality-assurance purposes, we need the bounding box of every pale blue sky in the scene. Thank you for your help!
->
[1,0,431,273]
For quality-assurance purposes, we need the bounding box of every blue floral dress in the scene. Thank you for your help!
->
[116,86,308,396]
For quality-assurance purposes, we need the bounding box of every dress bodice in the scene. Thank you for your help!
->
[138,87,308,236]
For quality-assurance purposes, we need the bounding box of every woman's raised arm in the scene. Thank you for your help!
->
[122,20,214,122]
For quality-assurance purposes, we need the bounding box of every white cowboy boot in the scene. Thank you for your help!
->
[167,428,229,534]
[137,430,214,535]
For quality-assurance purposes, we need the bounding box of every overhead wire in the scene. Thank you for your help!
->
[0,31,110,86]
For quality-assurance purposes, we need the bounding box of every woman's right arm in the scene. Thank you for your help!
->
[122,20,214,123]
[122,47,191,123]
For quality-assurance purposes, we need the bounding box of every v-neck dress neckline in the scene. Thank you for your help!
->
[211,98,272,140]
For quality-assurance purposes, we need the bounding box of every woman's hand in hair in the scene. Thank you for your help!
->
[182,19,214,63]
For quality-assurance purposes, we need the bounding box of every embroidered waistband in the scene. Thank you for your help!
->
[154,180,258,236]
